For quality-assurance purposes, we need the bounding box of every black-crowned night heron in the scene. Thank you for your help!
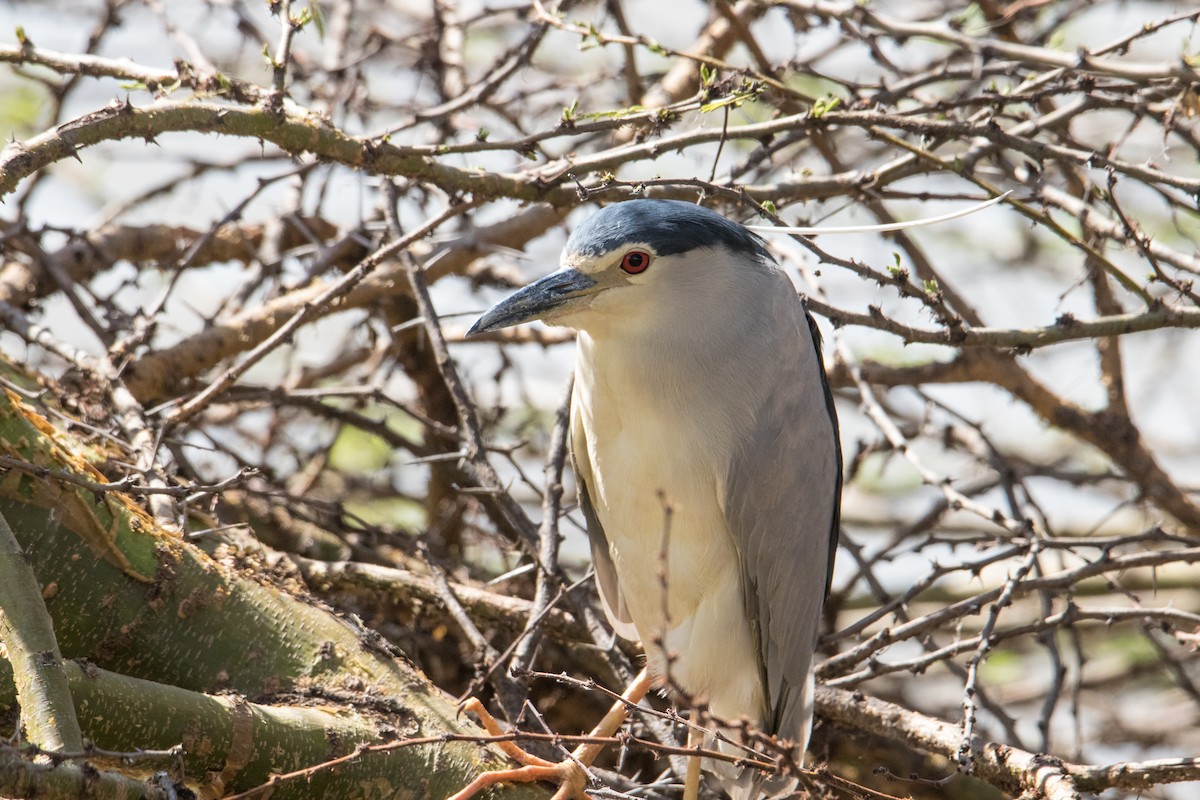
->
[455,199,842,800]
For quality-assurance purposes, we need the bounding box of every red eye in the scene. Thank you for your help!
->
[620,250,651,274]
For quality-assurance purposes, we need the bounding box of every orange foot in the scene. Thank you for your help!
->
[449,668,653,800]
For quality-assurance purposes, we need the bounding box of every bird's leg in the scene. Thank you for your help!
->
[458,697,558,767]
[449,668,653,800]
[683,707,702,800]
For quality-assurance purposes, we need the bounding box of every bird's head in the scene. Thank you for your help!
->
[466,199,772,338]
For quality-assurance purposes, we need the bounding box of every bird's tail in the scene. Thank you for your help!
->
[722,772,799,800]
[703,729,802,800]
[707,671,814,799]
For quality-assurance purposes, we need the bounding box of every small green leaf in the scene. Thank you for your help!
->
[578,104,646,120]
[307,1,327,38]
[923,279,940,294]
[760,200,777,215]
[810,94,841,118]
[699,94,741,113]
[577,21,604,51]
[700,80,764,113]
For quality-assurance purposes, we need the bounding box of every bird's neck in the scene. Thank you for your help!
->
[575,321,772,416]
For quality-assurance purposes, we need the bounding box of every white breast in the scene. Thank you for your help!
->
[574,330,766,723]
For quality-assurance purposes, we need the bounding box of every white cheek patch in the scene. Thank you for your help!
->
[562,254,604,276]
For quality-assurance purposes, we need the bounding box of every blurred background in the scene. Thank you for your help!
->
[2,1,1200,797]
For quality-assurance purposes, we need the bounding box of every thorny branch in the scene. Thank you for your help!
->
[1,0,1199,798]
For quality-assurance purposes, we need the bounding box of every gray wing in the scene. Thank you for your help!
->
[571,398,639,641]
[724,297,841,742]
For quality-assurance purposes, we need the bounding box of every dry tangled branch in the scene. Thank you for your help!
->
[1,0,1199,798]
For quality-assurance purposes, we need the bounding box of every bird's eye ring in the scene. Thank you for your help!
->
[620,250,652,275]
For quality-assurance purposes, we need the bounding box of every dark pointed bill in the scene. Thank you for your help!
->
[466,268,597,335]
